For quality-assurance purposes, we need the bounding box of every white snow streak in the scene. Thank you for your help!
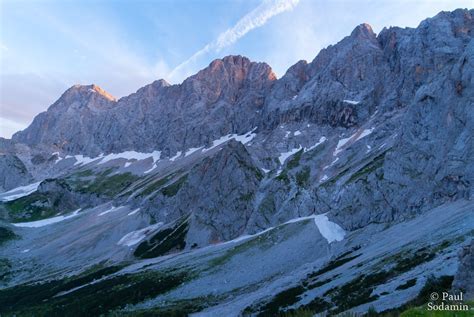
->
[226,213,345,245]
[62,151,162,168]
[127,208,140,216]
[185,146,205,157]
[355,128,375,142]
[99,151,161,165]
[98,206,122,216]
[304,136,326,152]
[117,223,164,247]
[169,151,182,161]
[12,209,81,228]
[278,146,302,165]
[0,182,42,202]
[334,136,353,156]
[343,99,360,105]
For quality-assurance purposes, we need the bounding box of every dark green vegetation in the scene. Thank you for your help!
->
[276,170,290,184]
[1,168,143,222]
[0,258,12,281]
[296,167,311,188]
[3,192,62,222]
[235,156,264,182]
[320,150,388,188]
[307,249,361,280]
[69,169,140,197]
[134,218,189,259]
[346,152,386,183]
[325,273,382,312]
[399,302,474,317]
[380,275,455,316]
[160,175,188,197]
[0,226,18,245]
[0,266,190,317]
[135,173,175,198]
[110,296,220,317]
[286,149,303,170]
[255,286,306,317]
[275,150,307,186]
[245,250,361,316]
[396,278,417,290]
[248,243,446,316]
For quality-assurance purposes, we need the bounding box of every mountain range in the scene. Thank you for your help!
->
[0,8,473,316]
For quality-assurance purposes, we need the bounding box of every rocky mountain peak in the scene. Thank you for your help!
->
[66,84,116,102]
[49,84,116,113]
[189,55,277,87]
[350,23,376,40]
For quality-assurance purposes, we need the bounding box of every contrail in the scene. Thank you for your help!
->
[168,0,300,81]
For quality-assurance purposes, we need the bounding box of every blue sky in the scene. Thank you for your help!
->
[1,0,472,138]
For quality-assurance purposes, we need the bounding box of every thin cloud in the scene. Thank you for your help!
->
[168,0,300,82]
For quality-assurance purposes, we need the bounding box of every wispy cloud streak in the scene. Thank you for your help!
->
[169,0,300,81]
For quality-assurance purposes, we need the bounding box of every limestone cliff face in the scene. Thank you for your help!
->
[1,10,473,315]
[12,56,275,156]
[6,9,474,234]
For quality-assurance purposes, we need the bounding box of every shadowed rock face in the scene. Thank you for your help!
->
[0,154,32,191]
[5,9,474,232]
[0,9,473,316]
[12,10,474,156]
[452,240,474,299]
[12,55,276,156]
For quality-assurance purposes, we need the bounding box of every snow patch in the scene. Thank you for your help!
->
[117,223,163,247]
[127,208,140,216]
[304,136,326,152]
[99,151,161,165]
[21,249,30,253]
[343,99,360,105]
[224,213,345,246]
[234,129,257,144]
[334,136,353,156]
[262,168,270,173]
[278,146,302,165]
[169,151,182,161]
[185,146,204,157]
[313,214,346,243]
[64,151,162,167]
[355,128,375,141]
[98,206,121,216]
[0,182,42,202]
[202,129,257,153]
[52,152,63,164]
[12,209,81,228]
[284,131,291,138]
[294,130,301,136]
[66,154,102,166]
[320,175,328,182]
